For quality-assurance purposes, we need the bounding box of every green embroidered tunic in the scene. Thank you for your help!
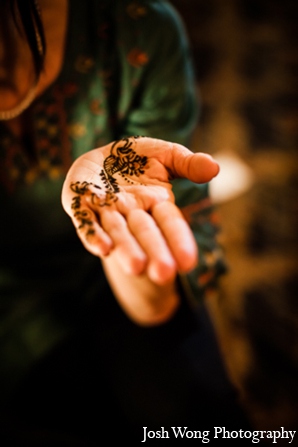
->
[0,0,224,400]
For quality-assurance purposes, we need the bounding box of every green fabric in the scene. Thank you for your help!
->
[0,0,224,398]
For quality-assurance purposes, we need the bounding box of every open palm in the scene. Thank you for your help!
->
[62,136,219,284]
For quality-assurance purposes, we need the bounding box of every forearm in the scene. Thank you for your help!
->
[102,254,180,326]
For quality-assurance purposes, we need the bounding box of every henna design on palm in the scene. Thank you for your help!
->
[100,136,147,193]
[70,136,148,239]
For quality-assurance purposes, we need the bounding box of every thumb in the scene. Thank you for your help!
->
[169,143,220,184]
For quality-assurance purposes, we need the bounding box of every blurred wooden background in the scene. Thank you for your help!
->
[172,0,298,431]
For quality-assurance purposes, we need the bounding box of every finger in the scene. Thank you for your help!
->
[127,209,177,285]
[137,137,219,184]
[169,144,220,184]
[152,201,198,272]
[71,207,113,257]
[100,209,147,275]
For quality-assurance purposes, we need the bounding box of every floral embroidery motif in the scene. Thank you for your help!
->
[90,99,104,116]
[127,48,149,68]
[0,84,76,191]
[126,2,148,19]
[75,55,95,74]
[68,123,87,139]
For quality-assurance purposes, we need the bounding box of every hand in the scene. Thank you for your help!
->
[62,136,219,285]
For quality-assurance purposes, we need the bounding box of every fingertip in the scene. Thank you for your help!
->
[213,160,220,177]
[176,243,198,273]
[147,259,177,286]
[77,229,114,258]
[95,243,113,258]
[178,255,198,274]
[198,153,220,180]
[112,244,147,276]
[124,253,147,276]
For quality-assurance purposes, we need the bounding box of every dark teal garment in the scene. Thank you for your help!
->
[0,0,224,400]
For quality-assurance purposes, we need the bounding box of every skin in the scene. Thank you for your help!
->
[62,136,219,324]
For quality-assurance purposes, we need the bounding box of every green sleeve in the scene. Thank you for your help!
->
[172,179,227,304]
[114,0,226,303]
[115,0,199,144]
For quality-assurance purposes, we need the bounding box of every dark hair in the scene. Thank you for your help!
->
[10,0,46,77]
